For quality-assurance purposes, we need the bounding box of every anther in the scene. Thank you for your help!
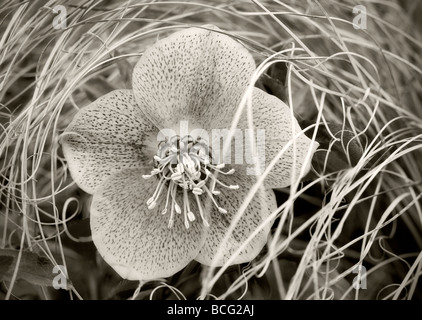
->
[218,207,227,214]
[196,180,206,188]
[187,211,196,222]
[192,187,204,195]
[171,172,182,180]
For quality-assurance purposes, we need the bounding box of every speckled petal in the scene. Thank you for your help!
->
[91,168,206,281]
[132,26,256,130]
[61,90,157,194]
[195,174,276,266]
[236,87,318,188]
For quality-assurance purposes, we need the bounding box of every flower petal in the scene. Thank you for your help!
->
[132,26,256,130]
[61,89,157,194]
[237,87,318,188]
[195,174,276,266]
[90,168,206,281]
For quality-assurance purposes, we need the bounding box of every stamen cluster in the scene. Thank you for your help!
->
[143,135,239,229]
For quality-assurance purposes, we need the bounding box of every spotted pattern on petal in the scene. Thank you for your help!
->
[132,26,256,130]
[91,168,206,281]
[61,90,158,194]
[195,173,276,266]
[237,87,318,188]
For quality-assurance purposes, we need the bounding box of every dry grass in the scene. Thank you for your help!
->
[1,0,421,300]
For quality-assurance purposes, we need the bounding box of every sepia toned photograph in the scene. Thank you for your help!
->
[0,0,421,304]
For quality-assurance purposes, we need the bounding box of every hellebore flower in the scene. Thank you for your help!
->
[61,26,317,281]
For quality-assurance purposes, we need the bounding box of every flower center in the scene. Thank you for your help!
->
[142,135,238,229]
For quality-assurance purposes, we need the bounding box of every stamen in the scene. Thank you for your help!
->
[207,170,239,191]
[184,188,195,223]
[215,178,239,190]
[194,194,209,228]
[161,182,172,215]
[167,184,177,229]
[182,189,191,229]
[203,185,228,215]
